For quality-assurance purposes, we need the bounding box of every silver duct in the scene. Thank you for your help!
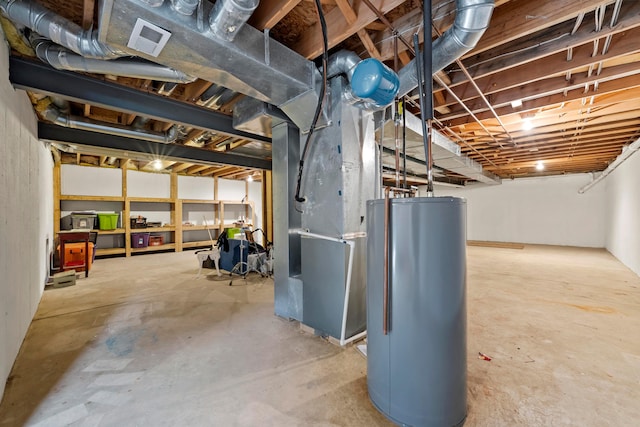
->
[41,102,178,144]
[33,40,196,83]
[0,0,125,59]
[397,0,495,98]
[326,50,361,80]
[97,0,324,132]
[199,84,236,109]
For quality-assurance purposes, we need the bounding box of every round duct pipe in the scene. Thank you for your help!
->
[209,0,259,41]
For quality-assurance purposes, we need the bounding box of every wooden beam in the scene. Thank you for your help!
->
[171,163,193,173]
[263,170,273,242]
[293,0,406,59]
[186,165,212,174]
[439,29,640,108]
[357,29,382,59]
[469,0,615,57]
[250,0,302,30]
[440,71,640,125]
[459,0,640,84]
[179,80,213,103]
[336,0,358,25]
[82,0,95,30]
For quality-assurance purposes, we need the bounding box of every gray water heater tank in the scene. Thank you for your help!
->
[366,197,467,427]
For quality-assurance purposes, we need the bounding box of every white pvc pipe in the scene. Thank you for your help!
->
[578,136,640,194]
[297,230,366,346]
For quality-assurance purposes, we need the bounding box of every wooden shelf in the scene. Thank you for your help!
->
[181,199,219,204]
[139,226,175,232]
[131,243,176,253]
[96,247,126,256]
[60,195,124,201]
[97,228,125,235]
[55,171,258,259]
[128,197,173,203]
[181,224,220,231]
[182,240,214,248]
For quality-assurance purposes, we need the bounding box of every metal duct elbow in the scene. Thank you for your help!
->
[209,0,260,41]
[34,40,196,83]
[397,0,494,98]
[0,0,124,59]
[327,50,361,80]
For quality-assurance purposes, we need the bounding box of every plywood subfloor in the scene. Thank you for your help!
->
[0,245,639,426]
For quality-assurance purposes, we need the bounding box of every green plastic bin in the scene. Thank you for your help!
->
[97,213,120,230]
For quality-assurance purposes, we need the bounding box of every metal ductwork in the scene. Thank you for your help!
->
[384,110,500,184]
[32,39,196,83]
[199,83,236,109]
[397,0,495,98]
[96,0,323,132]
[0,0,124,59]
[39,99,178,144]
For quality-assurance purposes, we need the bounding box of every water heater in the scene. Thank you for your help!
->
[366,197,467,427]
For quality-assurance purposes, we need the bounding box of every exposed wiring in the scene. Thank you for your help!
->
[294,0,329,204]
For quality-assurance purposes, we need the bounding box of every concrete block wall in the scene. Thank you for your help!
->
[0,37,54,400]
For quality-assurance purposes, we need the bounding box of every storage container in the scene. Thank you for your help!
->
[60,242,95,271]
[130,216,147,229]
[131,232,150,248]
[148,235,164,246]
[61,213,97,230]
[97,213,120,230]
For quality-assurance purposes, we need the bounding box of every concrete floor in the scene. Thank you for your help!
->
[0,245,639,426]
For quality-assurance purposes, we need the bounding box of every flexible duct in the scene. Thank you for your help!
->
[33,40,196,83]
[397,0,495,98]
[39,100,178,144]
[0,0,125,59]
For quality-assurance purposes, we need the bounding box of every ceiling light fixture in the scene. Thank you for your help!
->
[522,117,534,131]
[152,159,163,170]
[511,99,523,109]
[536,160,544,171]
[247,174,253,182]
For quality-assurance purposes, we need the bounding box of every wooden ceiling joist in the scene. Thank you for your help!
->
[293,0,406,59]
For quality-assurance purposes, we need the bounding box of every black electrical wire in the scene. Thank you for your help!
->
[294,0,329,204]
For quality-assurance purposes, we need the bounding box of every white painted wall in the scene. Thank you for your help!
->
[0,37,53,401]
[61,164,121,197]
[431,173,606,248]
[604,150,640,276]
[178,175,215,200]
[127,170,171,199]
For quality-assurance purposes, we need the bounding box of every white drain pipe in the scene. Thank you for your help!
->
[578,136,640,194]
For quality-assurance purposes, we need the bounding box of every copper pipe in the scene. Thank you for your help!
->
[383,186,391,335]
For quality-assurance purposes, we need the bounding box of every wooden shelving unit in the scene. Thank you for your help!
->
[54,166,257,259]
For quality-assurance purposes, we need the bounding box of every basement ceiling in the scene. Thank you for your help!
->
[2,0,639,183]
